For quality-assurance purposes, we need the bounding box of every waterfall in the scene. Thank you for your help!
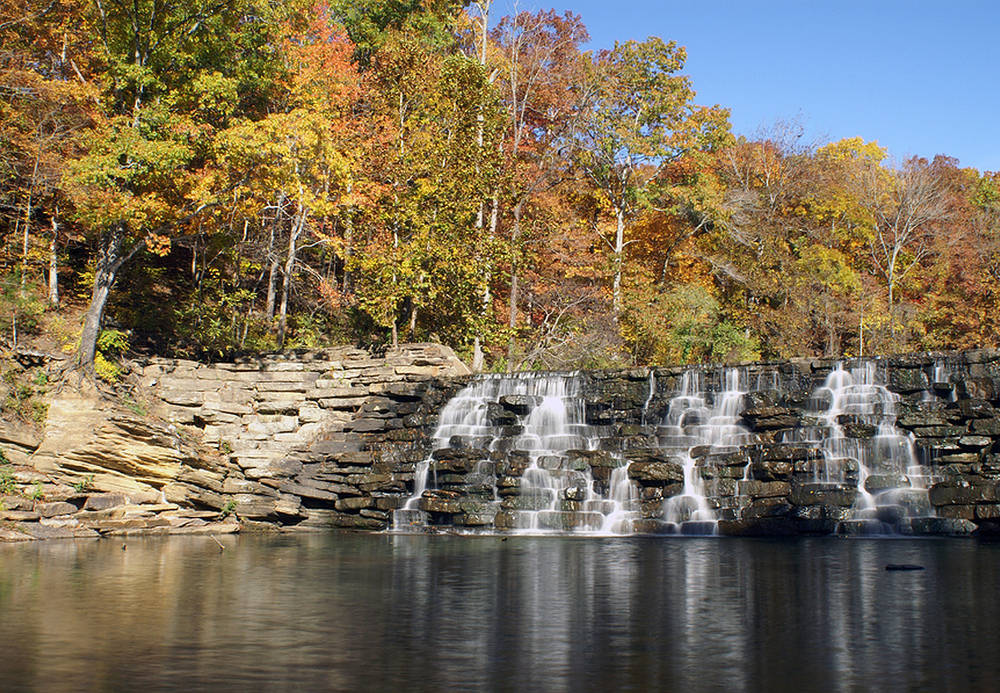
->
[794,361,933,534]
[393,372,639,535]
[658,368,752,534]
[391,359,955,536]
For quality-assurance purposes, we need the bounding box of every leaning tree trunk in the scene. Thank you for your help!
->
[76,225,128,371]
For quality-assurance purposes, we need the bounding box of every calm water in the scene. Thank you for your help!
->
[1,533,998,692]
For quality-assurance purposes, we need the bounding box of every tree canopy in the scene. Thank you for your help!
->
[2,0,998,373]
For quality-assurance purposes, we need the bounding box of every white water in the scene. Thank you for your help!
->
[395,361,945,536]
[392,376,511,530]
[394,373,640,534]
[657,368,753,534]
[793,362,933,530]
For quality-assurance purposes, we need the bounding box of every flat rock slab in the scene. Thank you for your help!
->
[83,493,129,511]
[0,527,34,541]
[18,523,84,540]
[37,501,79,518]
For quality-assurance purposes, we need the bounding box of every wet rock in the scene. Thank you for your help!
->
[912,425,967,438]
[929,479,997,506]
[956,377,997,401]
[959,436,992,450]
[762,444,820,462]
[936,505,975,520]
[952,399,995,419]
[738,480,791,499]
[499,394,538,415]
[888,369,929,394]
[971,419,1000,436]
[631,519,674,534]
[749,460,794,481]
[741,407,801,431]
[417,496,464,514]
[908,517,977,536]
[896,412,948,429]
[842,422,877,439]
[864,474,909,493]
[789,483,857,507]
[627,460,684,485]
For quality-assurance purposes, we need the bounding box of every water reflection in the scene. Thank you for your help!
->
[0,535,999,691]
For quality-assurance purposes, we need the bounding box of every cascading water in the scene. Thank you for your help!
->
[656,368,753,534]
[392,376,511,530]
[392,358,956,537]
[393,372,640,535]
[793,362,934,533]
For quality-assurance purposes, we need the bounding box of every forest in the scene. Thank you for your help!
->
[3,0,999,376]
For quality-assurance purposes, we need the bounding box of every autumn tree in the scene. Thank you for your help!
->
[489,9,590,367]
[64,0,294,371]
[572,37,729,315]
[350,22,505,352]
[1,0,95,344]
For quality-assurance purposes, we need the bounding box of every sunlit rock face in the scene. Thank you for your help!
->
[8,345,1000,539]
[386,351,1000,537]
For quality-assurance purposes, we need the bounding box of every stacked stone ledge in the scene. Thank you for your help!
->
[0,343,470,540]
[8,346,1000,539]
[375,350,1000,536]
[133,343,471,531]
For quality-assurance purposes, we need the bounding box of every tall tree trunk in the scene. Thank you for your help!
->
[276,207,305,349]
[265,256,279,320]
[612,206,625,315]
[20,153,40,290]
[48,213,59,306]
[506,202,523,372]
[265,192,284,320]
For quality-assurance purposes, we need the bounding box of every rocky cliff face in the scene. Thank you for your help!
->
[5,346,1000,540]
[0,344,469,540]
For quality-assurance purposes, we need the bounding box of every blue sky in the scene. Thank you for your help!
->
[492,0,998,172]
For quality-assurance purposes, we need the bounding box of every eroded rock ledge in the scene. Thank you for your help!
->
[0,343,469,539]
[4,346,1000,540]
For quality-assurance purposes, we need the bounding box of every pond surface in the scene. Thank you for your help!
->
[0,533,998,692]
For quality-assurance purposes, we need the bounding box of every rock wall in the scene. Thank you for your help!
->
[378,350,1000,537]
[6,346,1000,540]
[0,344,469,539]
[135,343,470,529]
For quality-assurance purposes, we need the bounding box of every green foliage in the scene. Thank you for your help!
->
[73,474,95,493]
[0,274,47,345]
[1,365,49,424]
[0,464,16,496]
[121,394,146,416]
[94,329,129,383]
[94,353,122,383]
[219,499,237,519]
[28,480,44,501]
[622,282,759,365]
[173,287,278,358]
[97,329,129,357]
[5,0,998,369]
